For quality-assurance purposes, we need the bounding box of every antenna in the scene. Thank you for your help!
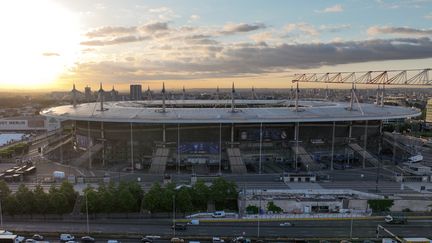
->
[147,86,152,100]
[182,86,186,101]
[98,83,106,111]
[251,86,257,100]
[231,82,236,112]
[216,86,220,100]
[72,83,78,108]
[162,82,166,113]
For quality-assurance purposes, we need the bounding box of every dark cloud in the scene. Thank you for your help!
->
[42,52,60,56]
[80,35,150,46]
[368,26,432,36]
[139,22,169,33]
[220,23,266,35]
[85,26,137,38]
[70,37,432,80]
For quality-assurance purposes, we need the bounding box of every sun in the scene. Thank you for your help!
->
[0,0,81,90]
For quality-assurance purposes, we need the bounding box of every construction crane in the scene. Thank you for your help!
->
[292,68,431,86]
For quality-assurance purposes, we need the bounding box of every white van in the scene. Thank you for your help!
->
[212,211,226,218]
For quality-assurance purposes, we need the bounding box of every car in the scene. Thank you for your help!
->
[171,223,187,230]
[212,237,225,243]
[170,238,184,243]
[32,235,44,241]
[25,239,35,243]
[15,236,25,243]
[66,241,77,243]
[384,215,407,224]
[279,222,295,227]
[140,238,153,243]
[60,234,75,242]
[107,241,119,243]
[81,236,95,243]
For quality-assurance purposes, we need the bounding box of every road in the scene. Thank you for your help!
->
[3,218,432,241]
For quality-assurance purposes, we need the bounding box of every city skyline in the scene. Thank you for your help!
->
[1,0,432,91]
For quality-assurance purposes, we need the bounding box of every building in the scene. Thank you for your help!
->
[426,99,432,123]
[130,84,142,100]
[41,98,420,174]
[84,86,93,102]
[0,116,60,132]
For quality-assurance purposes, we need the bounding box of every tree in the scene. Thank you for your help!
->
[176,188,193,213]
[59,181,77,212]
[267,202,283,213]
[49,186,69,215]
[191,180,210,211]
[15,184,34,214]
[246,205,259,214]
[33,185,49,214]
[0,180,11,198]
[142,183,163,213]
[368,199,394,212]
[210,178,238,210]
[117,187,137,213]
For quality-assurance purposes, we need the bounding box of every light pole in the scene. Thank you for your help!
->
[350,216,353,239]
[257,189,262,238]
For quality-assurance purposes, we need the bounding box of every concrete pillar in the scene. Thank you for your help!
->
[231,123,234,148]
[87,121,92,169]
[130,122,134,172]
[331,121,336,171]
[259,122,263,174]
[177,123,180,174]
[101,121,105,167]
[363,120,368,168]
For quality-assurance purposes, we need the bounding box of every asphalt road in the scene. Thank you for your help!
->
[3,218,432,241]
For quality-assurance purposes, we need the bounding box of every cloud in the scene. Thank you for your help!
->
[368,26,432,36]
[316,4,344,13]
[68,37,432,81]
[319,24,351,32]
[285,23,319,36]
[189,14,200,21]
[425,13,432,19]
[139,22,169,33]
[221,23,266,34]
[85,26,137,38]
[42,52,60,57]
[80,35,150,46]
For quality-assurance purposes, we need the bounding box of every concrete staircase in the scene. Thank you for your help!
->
[226,148,247,174]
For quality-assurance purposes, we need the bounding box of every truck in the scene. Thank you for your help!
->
[0,234,17,243]
[384,215,407,224]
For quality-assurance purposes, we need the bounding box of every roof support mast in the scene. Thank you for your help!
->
[72,83,78,108]
[98,83,106,111]
[162,82,166,113]
[231,82,236,112]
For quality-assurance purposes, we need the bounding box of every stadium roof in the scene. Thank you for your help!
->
[41,100,421,124]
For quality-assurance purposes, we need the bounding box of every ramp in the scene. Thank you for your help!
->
[73,143,103,166]
[290,145,321,171]
[348,143,379,166]
[226,148,247,174]
[149,147,170,174]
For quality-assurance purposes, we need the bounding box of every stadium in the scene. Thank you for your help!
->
[40,86,421,175]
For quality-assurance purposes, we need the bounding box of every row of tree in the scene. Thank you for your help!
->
[141,178,238,213]
[0,180,76,215]
[0,177,239,215]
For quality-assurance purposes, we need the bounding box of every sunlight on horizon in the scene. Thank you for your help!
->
[0,0,81,89]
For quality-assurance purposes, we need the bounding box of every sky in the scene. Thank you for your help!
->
[1,0,432,91]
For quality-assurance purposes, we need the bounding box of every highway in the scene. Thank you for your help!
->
[2,218,432,241]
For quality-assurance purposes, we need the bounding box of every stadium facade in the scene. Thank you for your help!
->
[41,98,420,174]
